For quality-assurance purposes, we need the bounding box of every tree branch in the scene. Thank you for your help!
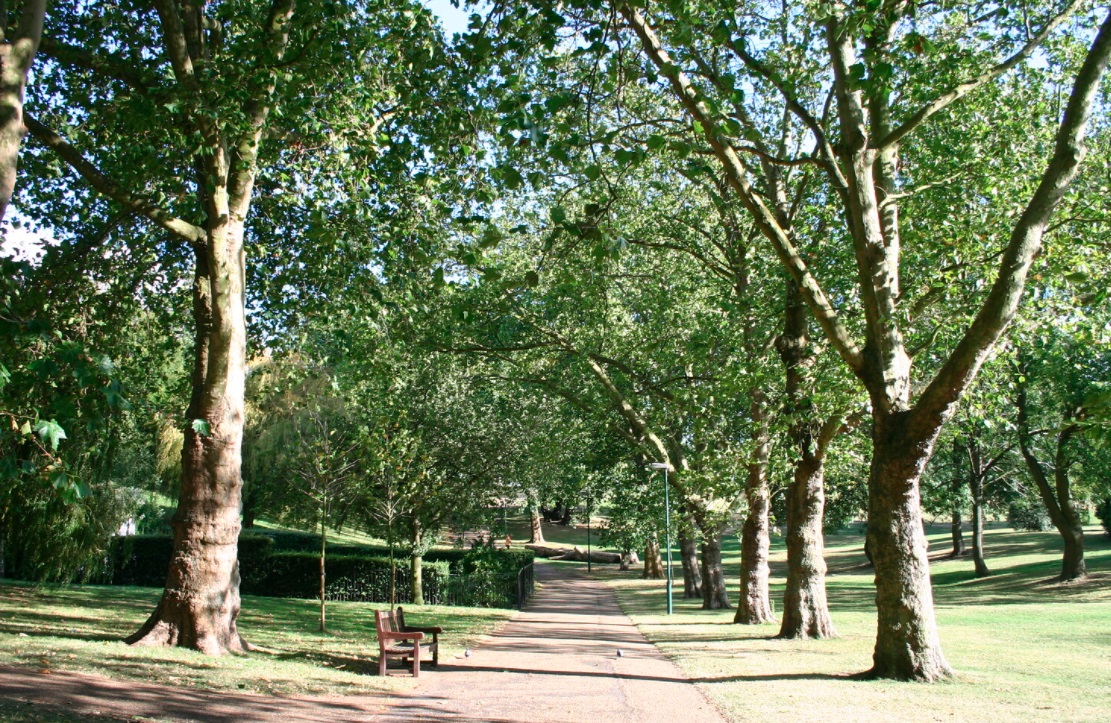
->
[23,112,207,246]
[621,4,864,375]
[875,0,1086,150]
[915,9,1111,423]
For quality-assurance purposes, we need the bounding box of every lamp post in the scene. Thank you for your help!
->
[648,462,673,615]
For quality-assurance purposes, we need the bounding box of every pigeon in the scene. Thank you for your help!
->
[464,649,473,657]
[616,649,624,658]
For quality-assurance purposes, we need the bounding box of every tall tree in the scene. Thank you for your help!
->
[612,0,1111,679]
[22,0,453,653]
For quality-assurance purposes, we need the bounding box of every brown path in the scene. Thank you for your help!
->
[0,562,726,722]
[376,561,726,722]
[0,664,391,721]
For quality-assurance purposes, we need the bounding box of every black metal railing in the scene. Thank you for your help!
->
[516,561,535,609]
[324,562,536,610]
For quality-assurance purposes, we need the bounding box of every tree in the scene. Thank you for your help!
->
[609,0,1111,679]
[21,0,455,653]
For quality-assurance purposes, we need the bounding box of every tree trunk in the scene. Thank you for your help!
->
[1017,384,1087,581]
[736,394,774,624]
[678,528,702,599]
[970,491,990,577]
[319,505,327,633]
[778,456,836,639]
[0,0,45,222]
[949,507,964,559]
[410,517,423,605]
[737,393,773,626]
[700,533,731,610]
[775,276,833,638]
[127,227,250,655]
[643,535,663,579]
[866,414,952,681]
[529,501,545,544]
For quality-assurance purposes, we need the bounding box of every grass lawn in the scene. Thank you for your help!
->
[0,583,513,700]
[600,524,1111,721]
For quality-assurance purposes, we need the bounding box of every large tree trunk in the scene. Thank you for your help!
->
[0,0,45,222]
[778,456,836,639]
[678,528,702,599]
[127,225,250,655]
[700,532,731,610]
[528,501,545,544]
[736,392,774,624]
[866,414,951,681]
[410,517,424,605]
[776,276,834,638]
[643,535,663,579]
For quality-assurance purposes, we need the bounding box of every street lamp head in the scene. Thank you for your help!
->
[648,462,669,470]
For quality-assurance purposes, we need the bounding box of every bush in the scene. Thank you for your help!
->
[1096,499,1111,538]
[99,533,532,607]
[104,534,274,587]
[241,550,450,604]
[1008,499,1052,532]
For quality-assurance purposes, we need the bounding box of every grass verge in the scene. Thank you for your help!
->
[0,583,513,699]
[604,525,1111,722]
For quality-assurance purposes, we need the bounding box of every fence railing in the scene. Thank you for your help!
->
[325,562,536,610]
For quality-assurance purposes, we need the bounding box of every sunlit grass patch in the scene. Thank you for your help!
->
[0,581,513,699]
[605,525,1111,722]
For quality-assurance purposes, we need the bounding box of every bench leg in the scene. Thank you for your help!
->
[379,654,387,677]
[413,644,421,677]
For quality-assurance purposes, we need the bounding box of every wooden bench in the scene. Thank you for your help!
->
[375,607,441,677]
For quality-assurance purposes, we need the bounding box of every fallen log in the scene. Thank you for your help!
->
[524,544,622,564]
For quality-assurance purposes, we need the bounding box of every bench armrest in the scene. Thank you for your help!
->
[405,626,443,635]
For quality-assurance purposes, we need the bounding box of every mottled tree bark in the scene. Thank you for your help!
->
[678,528,702,599]
[0,0,45,222]
[528,501,545,544]
[867,413,949,680]
[736,391,774,624]
[128,231,250,654]
[969,491,989,577]
[700,532,731,610]
[778,456,836,639]
[776,277,834,639]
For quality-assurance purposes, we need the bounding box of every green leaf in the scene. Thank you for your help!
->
[550,206,567,224]
[584,164,602,181]
[191,419,212,437]
[34,419,67,451]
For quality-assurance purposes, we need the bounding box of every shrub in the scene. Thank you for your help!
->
[1008,499,1052,532]
[1096,499,1111,538]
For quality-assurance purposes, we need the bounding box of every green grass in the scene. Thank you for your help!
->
[503,513,617,549]
[602,524,1111,722]
[0,582,513,700]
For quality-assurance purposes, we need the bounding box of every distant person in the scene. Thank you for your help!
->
[504,534,512,549]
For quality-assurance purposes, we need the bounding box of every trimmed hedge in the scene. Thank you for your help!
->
[245,529,535,573]
[104,534,274,587]
[241,551,451,604]
[100,533,532,607]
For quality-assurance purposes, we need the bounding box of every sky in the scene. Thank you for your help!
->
[423,0,479,38]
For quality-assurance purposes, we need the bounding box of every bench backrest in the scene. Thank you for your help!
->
[375,609,399,638]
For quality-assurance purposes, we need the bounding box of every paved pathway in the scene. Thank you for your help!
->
[376,562,725,722]
[0,562,726,722]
